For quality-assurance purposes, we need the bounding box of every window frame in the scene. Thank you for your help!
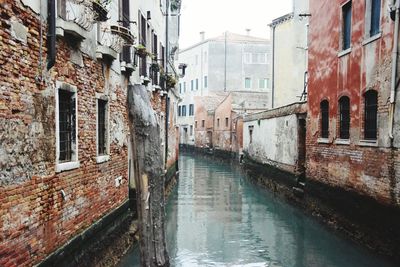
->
[338,96,350,140]
[341,1,352,51]
[364,90,378,140]
[320,100,330,139]
[55,81,79,173]
[96,94,110,163]
[245,77,251,89]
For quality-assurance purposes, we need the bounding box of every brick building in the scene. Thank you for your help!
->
[0,0,181,266]
[306,0,400,256]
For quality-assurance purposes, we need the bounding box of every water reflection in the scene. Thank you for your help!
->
[119,153,396,267]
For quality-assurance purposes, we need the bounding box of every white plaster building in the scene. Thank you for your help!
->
[176,32,271,146]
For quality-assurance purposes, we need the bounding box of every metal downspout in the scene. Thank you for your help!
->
[271,25,275,109]
[389,0,400,140]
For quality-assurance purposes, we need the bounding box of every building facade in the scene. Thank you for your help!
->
[0,0,181,266]
[306,0,400,256]
[177,32,271,146]
[270,0,309,108]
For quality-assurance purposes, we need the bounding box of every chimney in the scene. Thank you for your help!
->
[245,29,251,36]
[200,31,205,41]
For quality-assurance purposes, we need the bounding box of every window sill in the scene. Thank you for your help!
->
[317,138,331,144]
[338,48,352,58]
[96,155,110,164]
[362,32,382,46]
[56,161,80,173]
[358,140,378,147]
[334,139,350,145]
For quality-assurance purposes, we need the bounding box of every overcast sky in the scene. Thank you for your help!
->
[179,0,293,48]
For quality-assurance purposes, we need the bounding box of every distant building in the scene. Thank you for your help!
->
[269,0,309,108]
[177,32,272,146]
[243,0,309,176]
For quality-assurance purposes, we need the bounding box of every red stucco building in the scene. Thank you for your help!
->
[307,0,400,256]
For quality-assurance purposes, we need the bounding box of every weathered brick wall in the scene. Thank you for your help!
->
[307,0,397,205]
[213,94,232,151]
[0,1,130,266]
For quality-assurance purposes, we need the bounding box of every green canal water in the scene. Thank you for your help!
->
[119,153,396,267]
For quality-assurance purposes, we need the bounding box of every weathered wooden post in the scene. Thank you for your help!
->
[127,84,170,267]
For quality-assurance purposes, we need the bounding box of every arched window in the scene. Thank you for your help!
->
[364,90,378,140]
[339,96,350,139]
[320,100,329,138]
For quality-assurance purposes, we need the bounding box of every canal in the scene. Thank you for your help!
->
[119,153,396,267]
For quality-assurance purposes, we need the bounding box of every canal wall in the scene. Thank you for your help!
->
[242,152,400,262]
[38,202,139,267]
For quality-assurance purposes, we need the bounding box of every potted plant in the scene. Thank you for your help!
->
[150,62,160,73]
[135,44,149,58]
[166,74,177,89]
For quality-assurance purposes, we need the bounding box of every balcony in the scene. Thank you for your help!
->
[56,0,96,39]
[96,24,125,60]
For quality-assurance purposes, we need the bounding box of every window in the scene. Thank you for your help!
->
[225,117,229,127]
[190,125,193,136]
[364,90,378,140]
[342,1,352,50]
[244,53,252,64]
[182,105,187,116]
[178,105,182,116]
[249,126,254,144]
[245,78,251,89]
[217,118,220,127]
[204,76,208,88]
[56,82,79,172]
[320,100,329,138]
[189,104,194,116]
[201,120,205,127]
[97,99,108,156]
[191,80,194,91]
[253,53,267,64]
[369,0,381,37]
[339,96,350,139]
[58,90,76,162]
[183,82,186,92]
[196,78,199,90]
[259,78,268,89]
[179,83,182,94]
[195,121,198,128]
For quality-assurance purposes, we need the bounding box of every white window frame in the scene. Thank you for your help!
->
[55,81,79,173]
[96,93,110,164]
[244,52,252,64]
[245,77,252,89]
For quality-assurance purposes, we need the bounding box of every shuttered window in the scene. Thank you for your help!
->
[342,1,352,50]
[339,96,350,139]
[364,90,378,140]
[320,100,329,138]
[370,0,381,36]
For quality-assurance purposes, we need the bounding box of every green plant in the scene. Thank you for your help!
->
[135,45,150,58]
[166,74,177,89]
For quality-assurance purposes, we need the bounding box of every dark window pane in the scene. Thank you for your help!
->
[370,0,381,36]
[343,2,352,50]
[365,90,378,139]
[59,90,75,162]
[339,96,350,139]
[320,100,329,138]
[98,99,107,155]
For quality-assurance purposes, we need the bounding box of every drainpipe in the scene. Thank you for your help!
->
[271,25,275,109]
[47,0,56,70]
[389,0,400,140]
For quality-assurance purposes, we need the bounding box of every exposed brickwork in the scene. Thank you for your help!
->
[0,1,129,266]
